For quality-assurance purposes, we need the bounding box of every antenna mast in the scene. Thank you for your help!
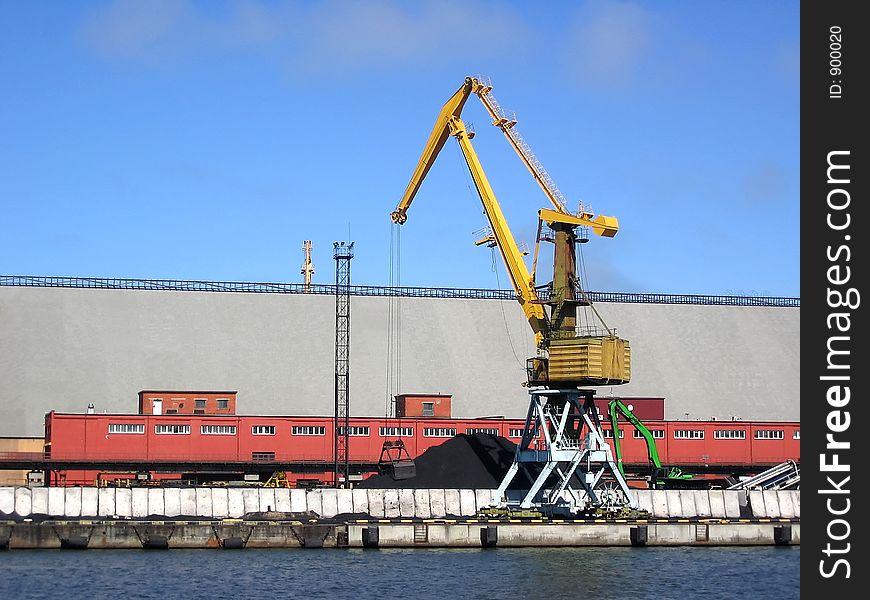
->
[302,240,315,292]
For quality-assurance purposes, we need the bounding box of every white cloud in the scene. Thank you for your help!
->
[79,0,194,60]
[78,0,527,71]
[563,0,656,86]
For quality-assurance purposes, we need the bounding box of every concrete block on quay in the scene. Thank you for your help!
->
[693,490,712,517]
[180,489,197,517]
[444,489,461,517]
[31,487,49,515]
[678,490,697,518]
[634,490,654,515]
[227,489,244,518]
[289,489,307,513]
[48,487,65,516]
[274,489,292,513]
[777,490,795,519]
[762,490,781,518]
[351,489,368,515]
[398,489,415,517]
[64,487,81,518]
[320,489,338,518]
[748,490,766,518]
[242,489,260,515]
[0,487,14,515]
[475,489,494,511]
[131,488,148,518]
[413,489,431,519]
[115,488,132,518]
[708,490,726,518]
[81,487,98,517]
[196,487,214,518]
[306,490,323,517]
[148,488,165,517]
[336,489,354,516]
[651,490,669,518]
[98,488,115,517]
[211,488,228,518]
[367,489,385,518]
[723,491,741,518]
[14,488,32,516]
[163,488,181,517]
[259,489,276,513]
[429,489,446,518]
[383,490,399,518]
[793,491,800,518]
[459,489,476,516]
[665,490,682,518]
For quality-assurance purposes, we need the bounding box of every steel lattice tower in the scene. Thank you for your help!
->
[333,241,354,488]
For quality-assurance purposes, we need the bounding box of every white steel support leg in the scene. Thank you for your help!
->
[492,388,638,513]
[520,461,558,509]
[492,462,520,505]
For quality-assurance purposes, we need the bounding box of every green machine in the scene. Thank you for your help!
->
[608,399,695,488]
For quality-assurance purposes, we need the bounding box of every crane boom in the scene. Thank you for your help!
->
[391,76,631,387]
[391,80,474,226]
[391,79,548,343]
[470,78,570,214]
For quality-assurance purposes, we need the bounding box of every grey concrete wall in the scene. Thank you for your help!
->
[0,287,799,436]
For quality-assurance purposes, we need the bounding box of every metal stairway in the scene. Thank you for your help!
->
[726,460,800,490]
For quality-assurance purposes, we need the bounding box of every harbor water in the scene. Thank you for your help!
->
[0,546,799,599]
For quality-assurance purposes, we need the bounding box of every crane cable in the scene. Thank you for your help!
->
[450,139,527,373]
[385,223,402,420]
[491,247,531,372]
[576,230,592,334]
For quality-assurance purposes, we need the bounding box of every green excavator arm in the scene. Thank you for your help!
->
[608,399,693,484]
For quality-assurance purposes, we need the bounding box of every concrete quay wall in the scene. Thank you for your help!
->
[0,520,799,550]
[1,487,800,520]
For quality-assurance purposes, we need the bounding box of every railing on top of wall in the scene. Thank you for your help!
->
[0,276,800,307]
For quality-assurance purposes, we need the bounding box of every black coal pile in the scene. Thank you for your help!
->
[358,433,537,489]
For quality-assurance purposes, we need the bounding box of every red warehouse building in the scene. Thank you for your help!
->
[138,391,237,415]
[395,394,452,418]
[42,411,799,487]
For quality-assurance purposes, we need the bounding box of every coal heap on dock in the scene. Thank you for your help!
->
[359,433,535,489]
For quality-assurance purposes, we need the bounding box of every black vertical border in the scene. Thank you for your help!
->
[802,2,866,595]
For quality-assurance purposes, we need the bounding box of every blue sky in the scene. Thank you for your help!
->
[0,1,799,296]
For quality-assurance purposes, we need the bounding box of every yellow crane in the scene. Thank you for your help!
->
[391,76,630,388]
[392,76,638,511]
